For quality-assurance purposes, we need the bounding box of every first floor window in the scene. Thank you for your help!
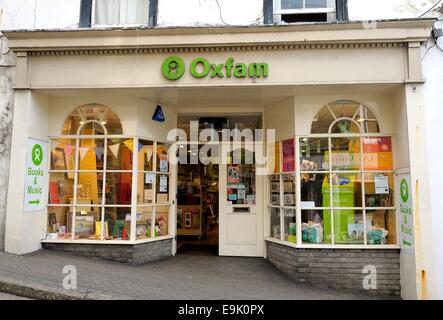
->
[274,0,336,23]
[94,0,149,26]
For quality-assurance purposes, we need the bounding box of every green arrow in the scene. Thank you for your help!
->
[28,199,40,205]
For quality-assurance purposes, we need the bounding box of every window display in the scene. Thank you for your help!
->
[226,150,256,205]
[46,105,171,242]
[268,100,396,247]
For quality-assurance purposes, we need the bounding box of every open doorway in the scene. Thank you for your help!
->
[175,114,263,256]
[176,160,219,255]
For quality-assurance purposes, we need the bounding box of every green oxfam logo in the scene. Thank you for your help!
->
[32,144,43,166]
[161,56,269,81]
[400,179,409,203]
[161,56,185,80]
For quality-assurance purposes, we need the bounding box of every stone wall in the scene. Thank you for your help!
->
[42,238,173,264]
[0,34,15,252]
[266,241,401,296]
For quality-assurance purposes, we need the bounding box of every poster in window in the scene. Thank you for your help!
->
[227,165,241,184]
[159,175,168,193]
[274,142,280,173]
[282,139,295,172]
[363,137,393,170]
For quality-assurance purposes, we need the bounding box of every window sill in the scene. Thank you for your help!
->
[265,237,400,250]
[41,235,174,245]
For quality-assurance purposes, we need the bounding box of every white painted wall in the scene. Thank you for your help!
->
[421,20,443,299]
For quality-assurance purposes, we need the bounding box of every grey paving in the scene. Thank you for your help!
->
[0,250,393,300]
[0,292,30,300]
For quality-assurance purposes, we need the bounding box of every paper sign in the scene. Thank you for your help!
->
[398,174,414,252]
[300,201,316,209]
[145,173,154,184]
[159,175,168,192]
[374,174,389,194]
[24,138,48,212]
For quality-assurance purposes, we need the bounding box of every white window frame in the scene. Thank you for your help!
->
[274,0,336,15]
[44,116,173,245]
[266,103,400,250]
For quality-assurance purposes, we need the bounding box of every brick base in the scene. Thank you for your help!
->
[42,238,173,265]
[266,241,400,296]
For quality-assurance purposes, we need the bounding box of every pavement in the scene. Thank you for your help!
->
[0,250,395,300]
[0,292,30,300]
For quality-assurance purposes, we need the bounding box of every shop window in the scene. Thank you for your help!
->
[94,0,149,26]
[274,0,336,23]
[46,105,171,243]
[267,100,397,247]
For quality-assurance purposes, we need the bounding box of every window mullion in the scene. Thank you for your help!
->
[328,136,334,246]
[152,140,157,238]
[295,137,302,247]
[100,137,108,240]
[72,138,80,240]
[130,137,138,242]
[361,137,367,246]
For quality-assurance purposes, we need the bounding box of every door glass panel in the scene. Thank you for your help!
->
[227,149,255,205]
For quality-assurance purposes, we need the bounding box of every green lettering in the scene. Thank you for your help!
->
[190,58,210,78]
[210,64,224,78]
[225,58,234,77]
[234,63,247,78]
[248,63,268,78]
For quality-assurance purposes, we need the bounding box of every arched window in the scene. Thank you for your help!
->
[269,99,397,249]
[46,104,171,244]
[62,104,123,135]
[311,100,379,134]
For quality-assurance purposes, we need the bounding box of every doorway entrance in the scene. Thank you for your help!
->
[175,114,264,257]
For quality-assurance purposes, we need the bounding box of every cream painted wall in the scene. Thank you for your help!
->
[5,90,50,254]
[136,99,177,142]
[264,97,295,142]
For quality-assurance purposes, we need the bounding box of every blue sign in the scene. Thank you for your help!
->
[152,105,165,122]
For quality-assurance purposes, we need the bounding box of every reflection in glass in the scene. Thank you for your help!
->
[364,172,394,208]
[107,138,133,170]
[78,139,105,170]
[138,140,154,171]
[270,175,280,205]
[105,173,132,205]
[366,210,396,245]
[301,210,324,244]
[104,207,131,241]
[299,137,329,171]
[46,206,72,240]
[270,207,281,240]
[330,137,361,171]
[283,209,296,243]
[48,173,74,205]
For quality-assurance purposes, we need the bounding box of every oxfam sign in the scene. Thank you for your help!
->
[161,56,269,81]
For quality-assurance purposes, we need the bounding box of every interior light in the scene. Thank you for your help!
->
[357,118,366,122]
[101,121,107,125]
[79,121,85,125]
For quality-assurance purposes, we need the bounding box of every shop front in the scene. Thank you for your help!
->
[3,19,433,296]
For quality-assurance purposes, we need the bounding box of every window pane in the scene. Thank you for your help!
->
[302,209,325,244]
[330,119,360,134]
[155,206,170,237]
[76,173,103,205]
[300,172,327,208]
[227,164,256,205]
[104,207,130,241]
[283,174,296,207]
[363,137,393,170]
[46,206,72,240]
[281,0,303,9]
[364,173,395,208]
[299,137,328,171]
[270,175,280,205]
[156,143,170,172]
[48,173,74,205]
[366,210,397,245]
[305,0,328,8]
[72,209,101,240]
[50,138,76,171]
[330,137,361,170]
[328,173,363,208]
[138,140,154,171]
[78,139,105,170]
[283,209,296,243]
[107,138,133,170]
[105,172,132,205]
[156,174,169,204]
[281,139,295,172]
[270,207,281,239]
[326,210,365,245]
[137,172,154,205]
[136,207,153,239]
